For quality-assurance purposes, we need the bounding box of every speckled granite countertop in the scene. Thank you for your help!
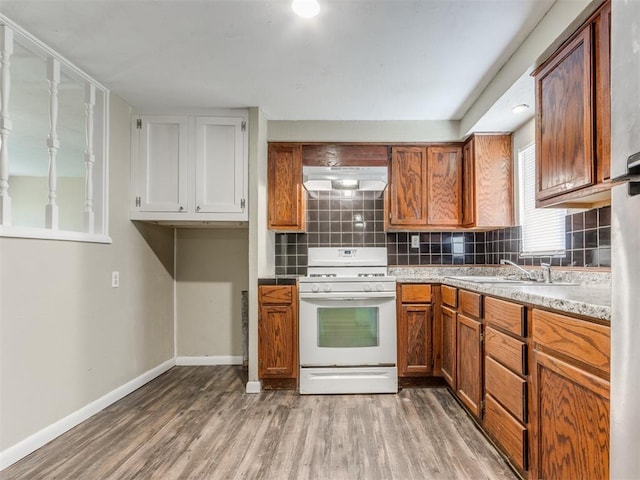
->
[390,266,611,322]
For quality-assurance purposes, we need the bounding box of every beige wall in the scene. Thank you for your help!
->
[268,120,460,142]
[461,0,599,135]
[0,94,175,451]
[175,228,248,357]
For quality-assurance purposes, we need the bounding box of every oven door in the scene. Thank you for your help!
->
[298,291,397,367]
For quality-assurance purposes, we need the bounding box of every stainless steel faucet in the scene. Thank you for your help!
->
[499,259,535,280]
[541,263,552,283]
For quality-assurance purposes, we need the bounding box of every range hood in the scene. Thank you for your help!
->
[302,166,388,193]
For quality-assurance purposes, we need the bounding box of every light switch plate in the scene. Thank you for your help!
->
[111,271,120,288]
[411,235,420,249]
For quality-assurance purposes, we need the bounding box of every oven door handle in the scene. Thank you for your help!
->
[299,292,396,300]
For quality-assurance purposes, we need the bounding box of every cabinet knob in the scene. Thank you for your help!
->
[196,206,201,212]
[179,206,184,212]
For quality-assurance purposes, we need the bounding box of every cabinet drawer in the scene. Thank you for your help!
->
[532,309,610,375]
[259,285,294,305]
[459,290,482,318]
[485,296,526,337]
[484,393,528,472]
[486,326,527,375]
[400,284,432,303]
[441,285,458,308]
[485,356,527,423]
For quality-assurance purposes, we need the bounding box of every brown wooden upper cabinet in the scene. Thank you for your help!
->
[268,143,306,231]
[533,0,611,208]
[427,146,463,226]
[388,146,429,227]
[387,145,463,230]
[462,134,514,228]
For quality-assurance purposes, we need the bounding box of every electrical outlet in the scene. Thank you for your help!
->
[111,271,120,288]
[411,235,420,249]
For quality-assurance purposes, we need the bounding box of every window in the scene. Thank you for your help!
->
[0,17,110,243]
[518,143,565,256]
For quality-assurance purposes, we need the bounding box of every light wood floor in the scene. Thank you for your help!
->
[2,367,517,480]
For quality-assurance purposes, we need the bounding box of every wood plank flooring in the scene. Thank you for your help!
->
[1,367,517,480]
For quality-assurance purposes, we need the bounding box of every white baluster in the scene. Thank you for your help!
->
[0,26,13,226]
[83,83,95,234]
[45,58,60,229]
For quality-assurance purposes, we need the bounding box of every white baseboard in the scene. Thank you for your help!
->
[175,355,242,366]
[0,358,175,471]
[245,381,262,394]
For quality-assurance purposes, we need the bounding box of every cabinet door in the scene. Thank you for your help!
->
[535,27,594,201]
[441,305,457,388]
[389,146,427,227]
[268,144,305,231]
[258,303,297,379]
[194,116,246,218]
[134,115,188,212]
[456,314,483,418]
[398,304,433,377]
[472,135,513,228]
[532,350,609,479]
[427,146,462,226]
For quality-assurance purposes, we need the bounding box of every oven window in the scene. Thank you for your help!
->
[317,307,379,348]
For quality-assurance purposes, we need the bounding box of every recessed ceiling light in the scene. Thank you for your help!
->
[292,0,320,18]
[512,103,530,114]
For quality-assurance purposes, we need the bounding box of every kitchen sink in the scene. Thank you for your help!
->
[444,276,579,286]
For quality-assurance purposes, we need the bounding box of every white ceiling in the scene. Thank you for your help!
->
[0,0,553,123]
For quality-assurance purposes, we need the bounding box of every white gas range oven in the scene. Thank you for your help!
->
[298,247,397,394]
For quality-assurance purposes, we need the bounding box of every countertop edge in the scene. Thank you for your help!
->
[396,276,611,322]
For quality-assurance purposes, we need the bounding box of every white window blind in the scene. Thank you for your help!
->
[518,144,566,256]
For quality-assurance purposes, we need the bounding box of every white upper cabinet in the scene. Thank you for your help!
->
[195,116,246,216]
[131,111,248,224]
[135,115,189,213]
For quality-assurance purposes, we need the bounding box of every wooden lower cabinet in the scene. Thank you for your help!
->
[531,309,610,479]
[532,351,609,479]
[398,304,434,376]
[484,393,529,472]
[483,296,530,476]
[440,305,457,388]
[397,284,435,381]
[440,285,458,388]
[258,285,298,387]
[436,290,610,479]
[456,313,483,418]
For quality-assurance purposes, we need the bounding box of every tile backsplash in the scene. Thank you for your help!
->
[275,190,385,276]
[275,192,612,275]
[565,206,611,268]
[386,232,486,266]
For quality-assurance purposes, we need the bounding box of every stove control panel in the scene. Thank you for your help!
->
[299,278,396,294]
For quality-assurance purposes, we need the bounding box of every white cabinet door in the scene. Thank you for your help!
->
[194,116,246,218]
[134,115,188,213]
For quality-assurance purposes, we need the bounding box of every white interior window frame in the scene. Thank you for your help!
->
[517,142,566,257]
[0,14,111,244]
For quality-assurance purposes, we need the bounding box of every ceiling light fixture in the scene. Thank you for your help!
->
[512,103,530,114]
[292,0,320,18]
